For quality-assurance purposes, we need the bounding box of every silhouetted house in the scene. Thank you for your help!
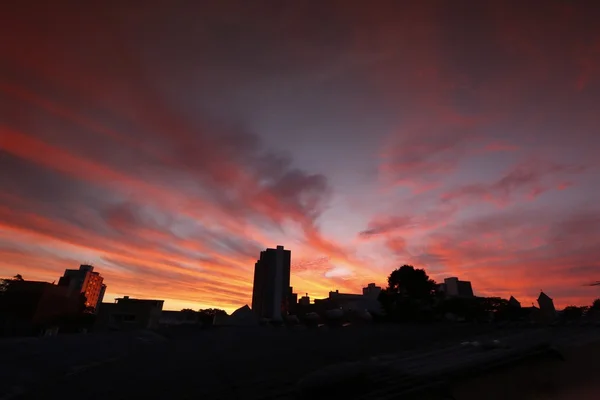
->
[251,245,292,321]
[58,264,106,312]
[537,291,557,318]
[508,296,522,308]
[438,277,474,298]
[95,296,163,331]
[0,280,81,337]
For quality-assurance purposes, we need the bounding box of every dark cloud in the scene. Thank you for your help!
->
[1,0,336,238]
[441,159,588,204]
[379,112,486,187]
[2,78,333,223]
[407,252,449,270]
[359,216,414,237]
[359,205,457,240]
[548,211,600,244]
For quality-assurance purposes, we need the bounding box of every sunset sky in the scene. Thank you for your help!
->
[1,1,599,312]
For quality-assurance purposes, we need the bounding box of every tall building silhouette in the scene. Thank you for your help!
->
[251,245,291,321]
[58,264,106,311]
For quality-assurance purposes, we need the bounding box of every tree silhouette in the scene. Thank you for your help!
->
[378,265,437,322]
[198,308,227,316]
[591,298,600,311]
[1,274,24,293]
[198,308,227,326]
[387,265,437,299]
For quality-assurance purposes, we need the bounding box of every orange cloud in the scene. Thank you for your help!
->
[0,90,355,311]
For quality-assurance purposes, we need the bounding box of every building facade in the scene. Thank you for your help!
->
[438,277,474,298]
[95,296,164,331]
[508,296,522,308]
[0,280,81,337]
[159,310,200,326]
[537,291,556,316]
[298,294,310,306]
[312,284,384,315]
[251,245,292,321]
[362,283,382,298]
[58,264,106,311]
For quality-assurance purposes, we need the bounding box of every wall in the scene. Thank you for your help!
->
[95,300,163,331]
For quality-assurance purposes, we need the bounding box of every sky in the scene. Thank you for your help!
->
[1,1,599,312]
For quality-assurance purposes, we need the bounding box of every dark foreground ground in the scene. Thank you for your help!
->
[1,323,599,400]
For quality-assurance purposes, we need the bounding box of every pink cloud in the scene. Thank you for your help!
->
[407,208,600,308]
[482,141,520,152]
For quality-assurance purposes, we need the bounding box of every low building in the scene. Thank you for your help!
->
[328,290,364,303]
[438,277,474,298]
[0,280,82,337]
[313,288,383,315]
[298,294,311,306]
[362,283,382,298]
[95,296,164,331]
